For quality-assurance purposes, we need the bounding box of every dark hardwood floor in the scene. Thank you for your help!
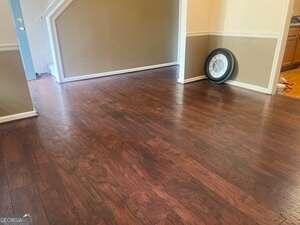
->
[1,66,300,225]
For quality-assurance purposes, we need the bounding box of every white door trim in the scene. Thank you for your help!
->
[177,0,188,84]
[45,0,73,83]
[268,0,294,94]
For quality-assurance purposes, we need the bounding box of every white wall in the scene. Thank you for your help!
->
[209,0,288,36]
[0,0,17,45]
[187,0,290,35]
[186,0,289,36]
[21,0,52,74]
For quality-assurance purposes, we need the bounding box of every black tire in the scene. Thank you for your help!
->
[205,48,235,84]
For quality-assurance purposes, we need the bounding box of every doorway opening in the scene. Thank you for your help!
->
[272,0,300,99]
[9,0,52,81]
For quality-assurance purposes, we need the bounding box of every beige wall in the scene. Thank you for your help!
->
[185,35,209,78]
[0,0,34,117]
[56,0,179,77]
[184,0,289,90]
[0,0,17,45]
[187,0,212,34]
[0,51,33,116]
[184,0,211,78]
[209,36,277,88]
[294,0,300,16]
[210,0,287,36]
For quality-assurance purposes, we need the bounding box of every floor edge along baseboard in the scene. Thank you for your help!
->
[0,110,38,124]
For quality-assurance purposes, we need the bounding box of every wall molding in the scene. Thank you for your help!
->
[187,31,279,39]
[178,74,272,94]
[187,31,210,37]
[62,62,178,83]
[0,110,38,124]
[226,80,272,94]
[0,43,18,52]
[178,75,206,84]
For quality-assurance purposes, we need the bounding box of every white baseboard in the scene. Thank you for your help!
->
[62,62,178,83]
[226,80,272,94]
[178,75,207,84]
[178,75,272,94]
[0,110,38,124]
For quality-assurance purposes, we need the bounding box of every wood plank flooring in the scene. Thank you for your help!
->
[1,67,300,225]
[281,68,300,99]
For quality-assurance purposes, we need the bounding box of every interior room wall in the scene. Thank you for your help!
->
[208,36,277,88]
[187,0,212,34]
[0,51,34,117]
[294,0,300,16]
[0,0,34,118]
[184,0,212,79]
[210,0,286,36]
[184,0,289,91]
[21,0,52,74]
[55,0,179,78]
[0,0,17,45]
